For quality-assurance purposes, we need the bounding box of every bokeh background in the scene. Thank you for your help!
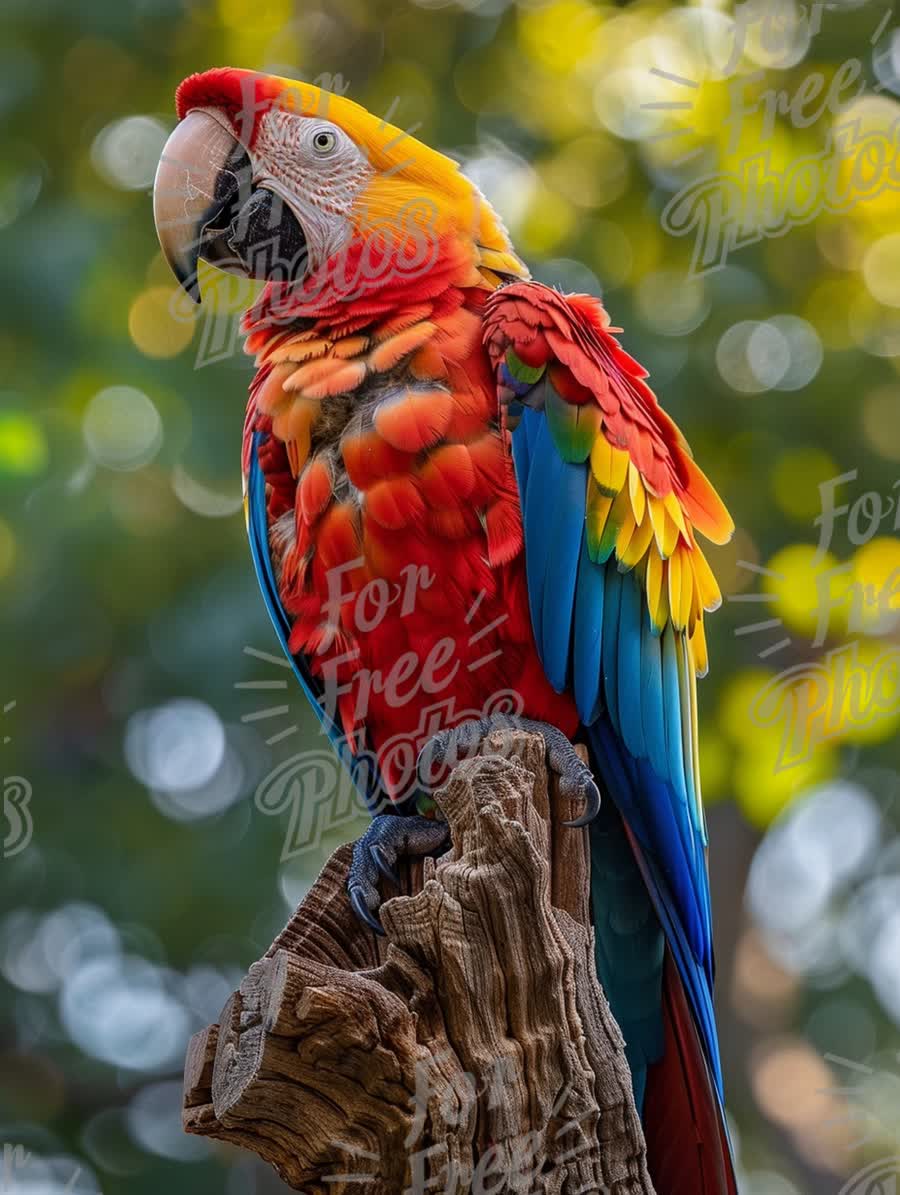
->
[2,0,900,1191]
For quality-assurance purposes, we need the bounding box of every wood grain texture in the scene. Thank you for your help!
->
[182,730,655,1195]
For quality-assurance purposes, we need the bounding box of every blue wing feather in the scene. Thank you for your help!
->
[661,625,688,808]
[640,614,668,781]
[601,565,623,735]
[508,386,722,1107]
[617,571,646,759]
[510,404,532,497]
[573,536,605,723]
[522,416,558,652]
[541,456,585,692]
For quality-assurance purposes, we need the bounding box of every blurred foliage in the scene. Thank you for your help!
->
[1,1,899,1193]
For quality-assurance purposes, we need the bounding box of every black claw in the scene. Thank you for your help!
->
[349,885,384,935]
[348,815,449,933]
[370,844,400,886]
[564,779,602,828]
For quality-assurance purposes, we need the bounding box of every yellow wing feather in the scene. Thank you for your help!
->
[581,413,728,677]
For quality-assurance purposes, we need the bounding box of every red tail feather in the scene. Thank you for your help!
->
[643,954,738,1195]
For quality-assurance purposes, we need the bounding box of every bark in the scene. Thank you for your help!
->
[183,729,655,1195]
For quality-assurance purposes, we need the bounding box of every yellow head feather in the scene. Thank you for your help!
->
[176,68,528,279]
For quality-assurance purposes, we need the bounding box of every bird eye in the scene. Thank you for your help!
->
[312,128,337,155]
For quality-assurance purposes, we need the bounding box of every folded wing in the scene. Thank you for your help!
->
[483,280,733,1097]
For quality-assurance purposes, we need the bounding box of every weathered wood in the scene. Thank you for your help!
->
[183,730,655,1194]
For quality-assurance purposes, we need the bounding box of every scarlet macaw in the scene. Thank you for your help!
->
[154,69,737,1193]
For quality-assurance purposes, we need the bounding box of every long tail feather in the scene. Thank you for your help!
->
[643,953,738,1195]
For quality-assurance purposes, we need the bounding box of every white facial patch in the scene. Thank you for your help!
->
[252,110,374,268]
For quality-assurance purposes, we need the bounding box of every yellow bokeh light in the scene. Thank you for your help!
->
[635,71,740,173]
[850,537,900,634]
[128,287,195,359]
[733,726,836,828]
[836,95,900,231]
[719,668,776,745]
[719,108,799,183]
[517,0,604,75]
[743,635,900,783]
[763,544,845,640]
[830,637,900,746]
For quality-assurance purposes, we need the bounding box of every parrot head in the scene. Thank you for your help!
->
[153,67,524,302]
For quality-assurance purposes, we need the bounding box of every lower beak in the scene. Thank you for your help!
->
[153,109,307,303]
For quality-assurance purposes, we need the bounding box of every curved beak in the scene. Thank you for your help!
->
[153,108,309,304]
[153,109,252,304]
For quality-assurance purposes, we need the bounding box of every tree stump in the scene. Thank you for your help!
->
[183,730,655,1195]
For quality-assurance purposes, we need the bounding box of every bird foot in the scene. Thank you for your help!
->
[347,814,450,935]
[417,715,600,828]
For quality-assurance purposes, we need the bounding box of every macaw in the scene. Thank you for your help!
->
[154,68,737,1194]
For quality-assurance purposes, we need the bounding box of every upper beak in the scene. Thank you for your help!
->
[152,109,251,304]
